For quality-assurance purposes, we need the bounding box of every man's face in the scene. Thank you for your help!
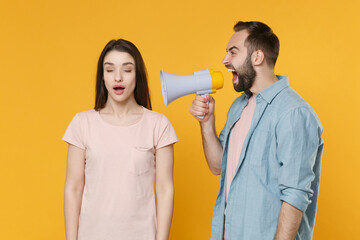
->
[222,30,256,93]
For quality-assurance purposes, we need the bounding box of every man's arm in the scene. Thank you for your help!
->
[190,95,223,175]
[275,107,323,239]
[274,201,303,240]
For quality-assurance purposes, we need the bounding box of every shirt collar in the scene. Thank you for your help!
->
[257,75,289,104]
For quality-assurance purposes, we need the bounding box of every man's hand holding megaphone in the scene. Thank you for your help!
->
[190,94,216,123]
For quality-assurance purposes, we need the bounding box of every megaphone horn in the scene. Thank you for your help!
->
[160,69,224,107]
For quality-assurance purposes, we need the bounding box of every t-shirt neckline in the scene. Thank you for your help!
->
[95,106,147,128]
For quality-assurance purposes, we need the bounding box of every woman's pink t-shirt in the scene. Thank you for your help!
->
[62,108,178,240]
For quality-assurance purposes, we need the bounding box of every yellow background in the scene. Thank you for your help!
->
[1,0,359,239]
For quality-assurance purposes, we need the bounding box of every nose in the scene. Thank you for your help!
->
[115,69,122,82]
[222,53,230,65]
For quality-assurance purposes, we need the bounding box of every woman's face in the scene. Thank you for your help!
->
[103,50,136,104]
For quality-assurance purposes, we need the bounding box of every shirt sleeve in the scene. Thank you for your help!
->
[219,126,226,148]
[155,115,179,150]
[276,107,322,212]
[62,113,86,149]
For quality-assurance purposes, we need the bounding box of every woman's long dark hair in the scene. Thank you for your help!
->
[94,39,152,111]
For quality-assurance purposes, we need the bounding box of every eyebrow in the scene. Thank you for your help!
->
[227,46,239,52]
[103,62,135,66]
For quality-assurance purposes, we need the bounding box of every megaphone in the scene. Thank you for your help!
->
[160,69,224,109]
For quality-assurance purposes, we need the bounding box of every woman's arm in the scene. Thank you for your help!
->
[64,144,85,240]
[155,144,175,240]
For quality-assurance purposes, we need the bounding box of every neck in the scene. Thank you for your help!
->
[250,67,278,95]
[102,96,142,116]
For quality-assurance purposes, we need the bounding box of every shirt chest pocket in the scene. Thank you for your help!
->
[128,146,155,175]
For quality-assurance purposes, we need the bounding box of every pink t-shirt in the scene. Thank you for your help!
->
[62,107,178,240]
[226,95,256,200]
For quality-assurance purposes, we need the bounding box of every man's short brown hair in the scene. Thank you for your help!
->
[234,21,280,67]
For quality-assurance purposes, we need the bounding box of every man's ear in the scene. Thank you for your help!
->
[252,50,265,66]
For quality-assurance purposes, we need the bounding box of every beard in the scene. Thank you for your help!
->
[233,53,256,93]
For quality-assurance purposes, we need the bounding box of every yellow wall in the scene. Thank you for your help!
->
[1,0,359,239]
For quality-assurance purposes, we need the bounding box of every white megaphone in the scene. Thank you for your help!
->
[160,69,224,118]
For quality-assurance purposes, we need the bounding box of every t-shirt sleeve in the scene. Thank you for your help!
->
[155,115,179,150]
[62,113,86,149]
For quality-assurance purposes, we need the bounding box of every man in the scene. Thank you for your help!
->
[190,21,323,240]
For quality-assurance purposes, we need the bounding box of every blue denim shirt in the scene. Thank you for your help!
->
[211,76,324,240]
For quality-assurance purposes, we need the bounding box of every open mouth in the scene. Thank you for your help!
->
[228,69,238,83]
[113,85,125,95]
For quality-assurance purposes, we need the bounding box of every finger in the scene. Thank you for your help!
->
[191,103,208,113]
[207,95,215,103]
[195,94,208,102]
[191,105,208,114]
[190,109,207,117]
[192,99,209,108]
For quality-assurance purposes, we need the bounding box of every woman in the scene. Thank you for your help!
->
[63,39,178,240]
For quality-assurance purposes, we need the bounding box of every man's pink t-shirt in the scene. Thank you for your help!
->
[63,108,178,240]
[226,95,256,200]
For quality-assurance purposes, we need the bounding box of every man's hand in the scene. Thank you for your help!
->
[190,94,215,123]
